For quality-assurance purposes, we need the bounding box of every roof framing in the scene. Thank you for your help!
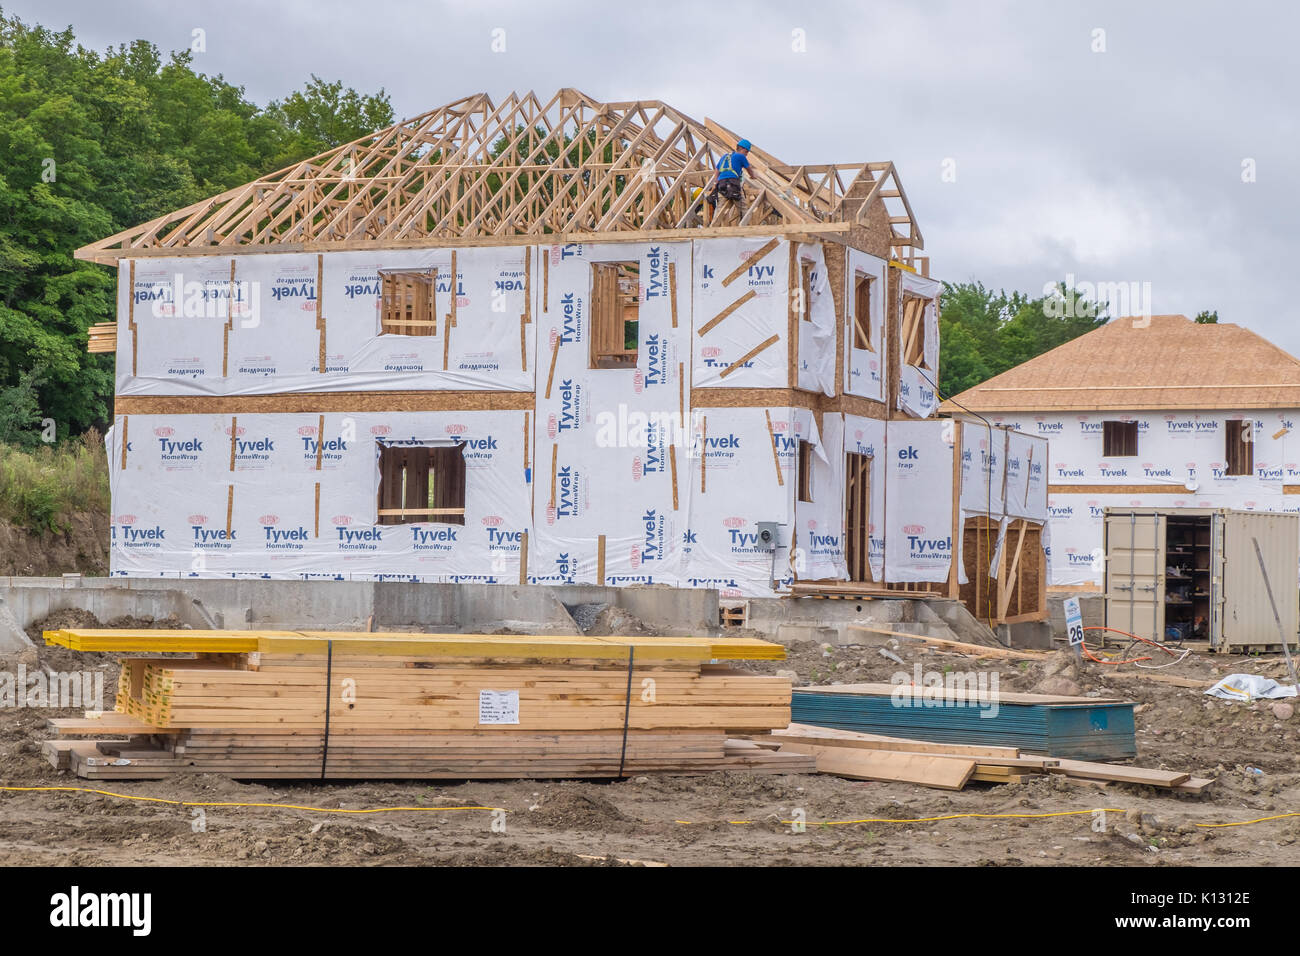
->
[76,89,923,264]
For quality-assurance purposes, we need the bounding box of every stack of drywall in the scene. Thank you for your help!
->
[43,629,812,780]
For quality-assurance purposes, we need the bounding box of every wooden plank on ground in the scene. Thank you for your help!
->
[780,742,975,790]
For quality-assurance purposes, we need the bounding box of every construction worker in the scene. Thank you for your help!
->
[707,139,752,220]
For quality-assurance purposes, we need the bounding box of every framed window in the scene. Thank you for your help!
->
[797,440,814,503]
[590,261,639,368]
[377,444,465,525]
[901,295,929,368]
[800,260,815,322]
[844,451,872,582]
[1225,420,1254,476]
[852,272,873,351]
[1102,420,1139,457]
[379,270,437,336]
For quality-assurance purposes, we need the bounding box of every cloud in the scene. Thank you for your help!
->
[11,0,1299,351]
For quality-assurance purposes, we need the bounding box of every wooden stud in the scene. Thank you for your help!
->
[697,289,757,336]
[764,409,785,487]
[668,261,678,329]
[228,416,238,471]
[223,259,236,377]
[519,530,529,584]
[225,485,234,537]
[315,414,325,471]
[314,482,321,538]
[316,254,326,374]
[128,260,138,376]
[597,534,606,586]
[120,416,129,471]
[549,444,558,508]
[719,334,779,379]
[720,237,779,288]
[700,415,707,494]
[947,420,962,599]
[669,444,679,511]
[544,334,560,399]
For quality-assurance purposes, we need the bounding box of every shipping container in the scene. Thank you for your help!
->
[1103,508,1299,652]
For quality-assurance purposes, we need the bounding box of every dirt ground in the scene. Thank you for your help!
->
[4,610,1300,866]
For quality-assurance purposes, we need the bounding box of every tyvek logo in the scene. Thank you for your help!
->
[337,525,382,550]
[1141,463,1173,478]
[412,526,457,550]
[111,514,166,548]
[263,514,309,549]
[554,552,574,582]
[640,509,665,563]
[1034,419,1063,433]
[643,333,664,388]
[556,379,581,433]
[345,270,381,299]
[1048,503,1074,518]
[1099,464,1128,478]
[486,526,521,549]
[557,292,581,344]
[1056,464,1084,478]
[271,274,316,309]
[906,526,950,559]
[644,246,664,298]
[548,464,581,524]
[192,516,235,548]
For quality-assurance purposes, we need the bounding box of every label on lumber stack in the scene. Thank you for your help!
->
[478,690,520,725]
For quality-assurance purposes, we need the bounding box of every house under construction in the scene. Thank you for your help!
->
[78,89,1046,615]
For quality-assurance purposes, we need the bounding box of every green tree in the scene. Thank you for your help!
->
[0,11,392,437]
[939,281,1109,396]
[1195,310,1219,324]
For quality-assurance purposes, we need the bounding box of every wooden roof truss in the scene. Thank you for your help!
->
[77,89,924,264]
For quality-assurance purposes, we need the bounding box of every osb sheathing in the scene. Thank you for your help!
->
[959,516,1047,624]
[115,391,535,416]
[941,313,1300,413]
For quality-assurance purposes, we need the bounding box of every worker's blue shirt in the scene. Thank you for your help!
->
[716,151,750,181]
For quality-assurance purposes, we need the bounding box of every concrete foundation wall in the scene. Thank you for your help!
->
[0,578,723,652]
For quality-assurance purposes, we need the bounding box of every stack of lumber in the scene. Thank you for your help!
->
[792,683,1137,761]
[758,724,1210,793]
[42,629,814,781]
[86,322,117,353]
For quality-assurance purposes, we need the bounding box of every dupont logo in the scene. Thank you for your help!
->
[298,425,317,437]
[702,346,722,359]
[331,514,353,525]
[370,425,392,436]
[547,413,558,439]
[903,524,924,534]
[187,514,207,524]
[481,515,503,527]
[546,503,557,525]
[807,519,818,530]
[630,546,642,569]
[548,327,559,351]
[224,424,247,437]
[116,514,137,524]
[259,514,279,525]
[723,516,745,529]
[632,456,643,481]
[445,424,468,435]
[633,369,645,393]
[854,429,863,441]
[153,426,174,438]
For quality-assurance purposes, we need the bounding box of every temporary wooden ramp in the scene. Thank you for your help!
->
[75,89,923,263]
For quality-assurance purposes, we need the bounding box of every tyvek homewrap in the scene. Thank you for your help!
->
[790,409,846,581]
[682,406,801,598]
[692,237,789,388]
[896,271,940,419]
[116,247,536,395]
[107,411,532,583]
[796,242,837,396]
[529,241,692,587]
[844,248,887,401]
[989,409,1300,586]
[883,420,954,582]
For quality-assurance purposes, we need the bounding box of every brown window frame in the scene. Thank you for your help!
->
[590,261,640,369]
[376,443,466,525]
[379,269,438,337]
[797,440,814,503]
[1225,419,1254,476]
[1102,420,1139,457]
[852,272,874,351]
[901,295,929,369]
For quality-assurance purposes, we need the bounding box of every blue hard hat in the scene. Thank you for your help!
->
[737,139,752,151]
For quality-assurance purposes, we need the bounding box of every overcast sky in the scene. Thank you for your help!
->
[12,0,1297,354]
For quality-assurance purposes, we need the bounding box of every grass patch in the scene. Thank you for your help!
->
[0,429,110,533]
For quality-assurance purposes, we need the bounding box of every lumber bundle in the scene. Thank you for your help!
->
[87,322,117,353]
[791,683,1137,761]
[43,629,812,781]
[764,724,1209,793]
